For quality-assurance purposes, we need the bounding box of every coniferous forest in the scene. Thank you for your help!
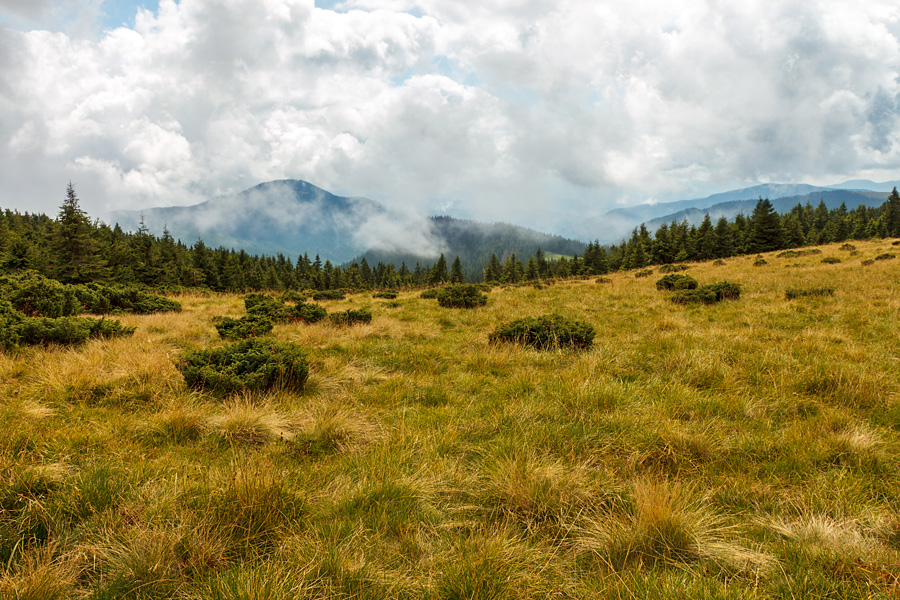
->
[1,184,900,291]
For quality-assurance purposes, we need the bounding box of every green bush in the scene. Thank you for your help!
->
[862,259,874,266]
[839,243,856,251]
[214,315,274,339]
[328,309,372,326]
[489,315,595,350]
[291,302,327,323]
[18,316,135,346]
[635,269,654,278]
[786,287,835,300]
[420,288,443,299]
[437,284,488,309]
[753,258,768,266]
[874,253,896,261]
[244,294,291,323]
[821,256,841,264]
[176,339,309,395]
[656,274,698,291]
[713,259,726,266]
[671,281,741,305]
[311,290,345,301]
[0,300,24,350]
[0,271,80,317]
[777,249,822,258]
[74,283,181,314]
[373,291,398,299]
[658,264,690,273]
[279,290,307,303]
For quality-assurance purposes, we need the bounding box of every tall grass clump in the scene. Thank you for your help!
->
[489,315,595,350]
[786,287,835,300]
[176,339,309,395]
[328,309,372,326]
[436,284,488,308]
[580,480,765,572]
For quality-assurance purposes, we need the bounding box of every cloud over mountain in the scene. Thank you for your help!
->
[1,0,899,231]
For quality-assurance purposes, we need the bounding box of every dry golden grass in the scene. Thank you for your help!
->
[2,239,900,598]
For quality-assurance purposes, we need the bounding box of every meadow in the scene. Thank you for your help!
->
[1,239,899,599]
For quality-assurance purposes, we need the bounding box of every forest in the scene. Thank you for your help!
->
[2,183,899,291]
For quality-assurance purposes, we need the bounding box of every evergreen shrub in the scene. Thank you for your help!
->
[291,303,327,323]
[839,244,856,251]
[329,309,372,326]
[244,294,291,322]
[0,271,79,317]
[786,287,835,300]
[671,282,741,305]
[279,290,307,303]
[656,274,698,291]
[893,241,900,246]
[753,258,768,266]
[862,259,874,266]
[874,253,896,261]
[489,315,595,350]
[713,259,726,266]
[596,277,612,284]
[214,315,274,339]
[777,249,822,258]
[436,284,488,309]
[18,316,135,345]
[658,264,690,273]
[420,288,443,299]
[635,269,654,278]
[312,290,345,301]
[821,257,841,264]
[176,339,309,395]
[74,283,181,314]
[0,300,24,350]
[373,291,398,299]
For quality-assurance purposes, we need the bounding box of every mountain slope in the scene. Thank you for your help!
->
[642,189,890,231]
[355,216,587,280]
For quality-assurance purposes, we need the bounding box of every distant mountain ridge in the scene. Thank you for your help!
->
[583,181,899,242]
[642,189,891,231]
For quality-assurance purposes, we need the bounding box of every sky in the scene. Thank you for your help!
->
[1,0,899,237]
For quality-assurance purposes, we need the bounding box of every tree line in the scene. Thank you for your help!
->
[2,184,899,292]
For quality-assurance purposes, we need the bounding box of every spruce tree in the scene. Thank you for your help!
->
[49,183,106,283]
[430,253,448,285]
[449,256,465,283]
[885,187,900,237]
[747,198,784,253]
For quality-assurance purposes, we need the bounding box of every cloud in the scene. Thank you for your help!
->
[0,0,899,238]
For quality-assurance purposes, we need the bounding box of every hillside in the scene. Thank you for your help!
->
[2,238,899,597]
[644,189,890,230]
[353,215,587,280]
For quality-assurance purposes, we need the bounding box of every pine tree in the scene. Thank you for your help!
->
[430,254,448,285]
[885,187,900,237]
[747,198,784,253]
[449,256,465,283]
[49,183,106,283]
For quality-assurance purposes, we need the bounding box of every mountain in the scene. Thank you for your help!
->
[827,179,900,192]
[113,180,585,275]
[354,216,587,281]
[642,189,890,232]
[111,180,443,263]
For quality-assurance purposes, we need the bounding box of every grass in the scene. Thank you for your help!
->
[1,239,900,598]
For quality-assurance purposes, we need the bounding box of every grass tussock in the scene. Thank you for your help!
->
[579,479,771,574]
[209,397,291,445]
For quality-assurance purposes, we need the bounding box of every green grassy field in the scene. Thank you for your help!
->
[2,240,899,599]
